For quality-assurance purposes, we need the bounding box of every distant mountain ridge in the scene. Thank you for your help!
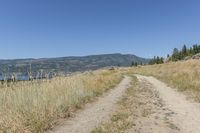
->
[0,53,149,75]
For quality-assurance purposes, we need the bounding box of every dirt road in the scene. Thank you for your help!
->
[131,75,200,133]
[48,75,200,133]
[47,76,131,133]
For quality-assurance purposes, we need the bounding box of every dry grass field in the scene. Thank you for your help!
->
[0,69,123,133]
[129,60,200,102]
[1,60,200,133]
[92,60,200,132]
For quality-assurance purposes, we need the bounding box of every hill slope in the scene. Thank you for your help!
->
[0,53,149,75]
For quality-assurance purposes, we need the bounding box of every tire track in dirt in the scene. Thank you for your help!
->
[132,75,200,133]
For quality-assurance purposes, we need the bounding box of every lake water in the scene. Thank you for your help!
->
[0,75,30,81]
[0,75,53,81]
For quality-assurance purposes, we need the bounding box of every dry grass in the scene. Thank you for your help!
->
[0,69,123,133]
[91,60,200,133]
[91,76,138,133]
[130,60,200,102]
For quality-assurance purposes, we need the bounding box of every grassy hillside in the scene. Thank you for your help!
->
[129,60,200,102]
[0,53,149,76]
[0,69,123,133]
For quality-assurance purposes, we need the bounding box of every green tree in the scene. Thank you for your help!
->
[182,44,187,57]
[167,54,170,58]
[172,48,179,61]
[149,56,164,65]
[131,61,138,67]
[189,47,194,55]
[193,44,198,54]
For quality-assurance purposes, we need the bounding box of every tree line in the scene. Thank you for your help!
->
[131,44,200,66]
[149,56,164,65]
[131,61,143,67]
[147,44,200,65]
[170,44,200,61]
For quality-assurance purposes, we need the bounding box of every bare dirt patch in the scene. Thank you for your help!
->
[133,75,200,133]
[128,76,180,133]
[92,76,179,133]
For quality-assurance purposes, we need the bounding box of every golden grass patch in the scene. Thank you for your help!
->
[130,60,200,102]
[0,69,123,133]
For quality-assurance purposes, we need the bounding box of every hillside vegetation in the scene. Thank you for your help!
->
[0,53,149,76]
[130,60,200,102]
[170,44,200,61]
[0,69,123,133]
[148,44,200,65]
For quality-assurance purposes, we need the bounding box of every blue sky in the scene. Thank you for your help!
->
[0,0,200,59]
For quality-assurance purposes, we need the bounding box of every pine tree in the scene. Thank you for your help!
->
[189,47,193,55]
[172,48,179,61]
[160,57,164,63]
[131,61,138,67]
[182,44,187,57]
[135,62,138,66]
[167,54,170,58]
[131,61,135,67]
[149,56,164,65]
[198,45,200,53]
[156,56,160,64]
[193,44,198,54]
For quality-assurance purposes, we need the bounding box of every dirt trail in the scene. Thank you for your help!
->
[132,75,200,133]
[47,76,131,133]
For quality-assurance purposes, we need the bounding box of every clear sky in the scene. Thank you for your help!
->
[0,0,200,59]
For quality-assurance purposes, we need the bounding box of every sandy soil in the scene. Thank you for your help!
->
[131,75,200,133]
[47,76,131,133]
